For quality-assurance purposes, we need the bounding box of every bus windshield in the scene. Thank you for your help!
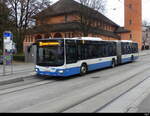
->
[37,45,64,67]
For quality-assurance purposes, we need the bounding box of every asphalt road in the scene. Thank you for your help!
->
[0,55,150,113]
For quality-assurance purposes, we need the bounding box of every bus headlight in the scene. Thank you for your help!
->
[58,70,64,74]
[35,68,39,72]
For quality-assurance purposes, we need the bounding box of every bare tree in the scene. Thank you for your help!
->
[6,0,51,30]
[5,0,51,53]
[0,0,12,51]
[143,20,150,27]
[78,0,106,13]
[77,0,107,36]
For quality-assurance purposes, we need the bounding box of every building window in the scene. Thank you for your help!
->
[146,33,148,38]
[72,33,75,37]
[104,24,106,30]
[35,35,42,40]
[65,33,67,38]
[129,4,132,9]
[44,34,52,38]
[64,15,68,22]
[130,34,132,40]
[24,38,27,42]
[54,33,63,38]
[67,33,71,38]
[100,21,103,28]
[98,21,100,28]
[129,19,132,25]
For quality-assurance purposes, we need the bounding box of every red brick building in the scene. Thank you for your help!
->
[124,0,142,49]
[23,0,142,61]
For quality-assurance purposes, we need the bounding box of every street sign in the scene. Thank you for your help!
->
[3,31,13,53]
[3,33,12,38]
[3,31,13,76]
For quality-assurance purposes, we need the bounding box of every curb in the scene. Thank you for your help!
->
[139,53,149,56]
[0,72,36,86]
[139,50,150,56]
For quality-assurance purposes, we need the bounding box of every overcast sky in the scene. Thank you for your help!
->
[51,0,150,26]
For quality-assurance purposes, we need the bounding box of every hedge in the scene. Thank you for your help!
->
[13,54,25,62]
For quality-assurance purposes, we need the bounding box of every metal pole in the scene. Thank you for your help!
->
[3,32,5,76]
[11,34,13,75]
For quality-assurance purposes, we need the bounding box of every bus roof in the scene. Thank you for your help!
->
[121,40,133,42]
[37,37,137,43]
[65,37,103,41]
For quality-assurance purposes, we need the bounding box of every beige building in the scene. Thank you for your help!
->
[142,26,150,50]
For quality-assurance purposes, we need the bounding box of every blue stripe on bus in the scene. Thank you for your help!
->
[64,67,80,76]
[122,56,139,63]
[36,56,139,77]
[88,61,112,71]
[36,61,112,77]
[122,57,132,63]
[134,56,139,60]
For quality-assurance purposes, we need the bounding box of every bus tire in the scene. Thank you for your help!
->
[80,64,88,76]
[131,55,134,62]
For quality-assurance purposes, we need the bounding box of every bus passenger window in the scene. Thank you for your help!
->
[66,45,77,64]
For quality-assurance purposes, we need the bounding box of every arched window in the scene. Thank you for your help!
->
[44,34,52,39]
[53,33,63,38]
[35,35,42,40]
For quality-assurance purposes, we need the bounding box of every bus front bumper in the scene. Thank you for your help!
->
[35,67,80,77]
[35,68,66,77]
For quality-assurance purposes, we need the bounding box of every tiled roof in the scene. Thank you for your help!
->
[26,22,120,39]
[34,0,119,26]
[115,27,130,33]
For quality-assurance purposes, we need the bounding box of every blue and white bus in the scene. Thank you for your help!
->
[35,37,139,77]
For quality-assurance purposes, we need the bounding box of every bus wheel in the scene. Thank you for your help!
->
[131,55,134,62]
[112,60,116,68]
[80,64,88,76]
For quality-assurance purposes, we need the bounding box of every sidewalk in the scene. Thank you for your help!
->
[136,50,150,112]
[0,62,36,86]
[137,93,150,112]
[0,50,150,86]
[0,62,34,75]
[139,50,150,56]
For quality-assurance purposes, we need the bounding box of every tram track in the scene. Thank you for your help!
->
[16,62,150,112]
[0,55,149,112]
[0,59,146,97]
[95,74,150,112]
[0,76,57,96]
[0,69,34,76]
[63,67,150,112]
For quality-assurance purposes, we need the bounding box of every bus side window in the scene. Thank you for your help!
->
[104,43,109,57]
[77,45,82,60]
[108,44,113,57]
[78,44,85,60]
[113,43,117,56]
[132,43,138,53]
[66,44,77,64]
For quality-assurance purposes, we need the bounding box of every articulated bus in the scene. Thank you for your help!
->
[35,37,139,77]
